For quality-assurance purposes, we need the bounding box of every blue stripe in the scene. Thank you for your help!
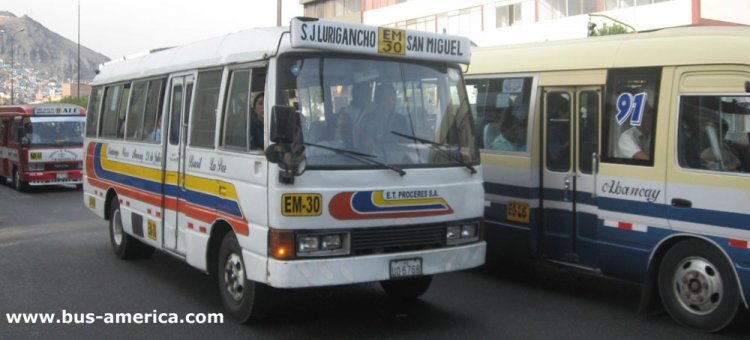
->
[486,180,750,232]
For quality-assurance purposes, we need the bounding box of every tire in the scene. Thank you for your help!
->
[13,168,27,192]
[218,232,272,324]
[109,198,154,259]
[380,275,433,301]
[658,239,741,332]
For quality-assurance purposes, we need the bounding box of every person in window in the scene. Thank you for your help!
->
[146,116,162,142]
[490,111,524,151]
[354,84,407,154]
[616,107,652,160]
[250,92,264,150]
[339,82,370,124]
[700,119,741,171]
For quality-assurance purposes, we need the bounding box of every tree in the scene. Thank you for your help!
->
[593,23,630,36]
[58,95,88,108]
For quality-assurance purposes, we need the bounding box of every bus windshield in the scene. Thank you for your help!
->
[24,116,85,147]
[277,55,479,169]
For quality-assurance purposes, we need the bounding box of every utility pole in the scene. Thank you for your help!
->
[4,28,26,105]
[277,0,282,26]
[77,0,81,99]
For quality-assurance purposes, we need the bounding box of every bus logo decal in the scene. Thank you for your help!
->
[615,92,647,126]
[329,190,453,220]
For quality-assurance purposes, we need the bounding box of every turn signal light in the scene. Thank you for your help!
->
[270,229,295,260]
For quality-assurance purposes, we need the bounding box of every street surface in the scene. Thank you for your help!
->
[0,183,746,339]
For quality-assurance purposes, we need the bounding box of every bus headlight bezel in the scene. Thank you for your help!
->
[446,221,480,246]
[296,232,350,257]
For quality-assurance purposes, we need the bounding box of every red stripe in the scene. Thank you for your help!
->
[199,226,207,234]
[729,239,748,248]
[618,222,633,230]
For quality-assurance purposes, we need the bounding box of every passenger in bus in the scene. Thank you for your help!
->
[339,82,370,124]
[488,111,524,151]
[250,92,265,150]
[145,115,162,142]
[617,107,653,160]
[700,119,742,171]
[355,84,407,154]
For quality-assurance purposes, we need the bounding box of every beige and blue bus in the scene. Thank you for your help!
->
[466,26,750,331]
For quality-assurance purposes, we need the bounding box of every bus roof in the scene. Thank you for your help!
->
[92,26,287,85]
[467,26,750,75]
[0,104,86,116]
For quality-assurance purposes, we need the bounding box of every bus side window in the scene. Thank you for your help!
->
[100,84,123,139]
[678,95,750,173]
[222,69,251,150]
[189,70,223,148]
[86,86,104,138]
[466,77,531,152]
[602,68,660,165]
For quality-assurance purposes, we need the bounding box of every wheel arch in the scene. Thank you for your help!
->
[639,234,748,314]
[207,219,234,277]
[104,188,119,221]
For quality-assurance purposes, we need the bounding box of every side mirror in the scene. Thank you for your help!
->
[270,105,301,144]
[266,105,306,184]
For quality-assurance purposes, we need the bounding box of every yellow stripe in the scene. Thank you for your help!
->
[99,144,239,200]
[371,190,448,207]
[99,144,167,183]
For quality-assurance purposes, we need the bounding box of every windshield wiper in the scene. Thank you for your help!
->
[304,142,406,176]
[390,131,476,174]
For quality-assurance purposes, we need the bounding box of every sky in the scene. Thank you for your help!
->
[3,0,304,59]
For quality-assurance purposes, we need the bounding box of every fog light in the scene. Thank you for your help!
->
[298,236,319,253]
[321,234,341,250]
[447,226,461,240]
[461,224,477,238]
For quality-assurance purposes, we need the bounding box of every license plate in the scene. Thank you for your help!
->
[281,193,322,216]
[57,172,68,179]
[390,258,422,278]
[506,200,530,223]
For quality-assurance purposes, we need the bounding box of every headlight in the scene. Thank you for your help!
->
[446,221,480,245]
[296,232,350,257]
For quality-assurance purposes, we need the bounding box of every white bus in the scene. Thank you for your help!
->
[84,17,485,322]
[465,26,750,331]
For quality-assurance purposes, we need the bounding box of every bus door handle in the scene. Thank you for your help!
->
[671,198,692,208]
[563,176,572,202]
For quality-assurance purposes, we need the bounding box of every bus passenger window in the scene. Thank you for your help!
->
[189,70,222,148]
[222,70,251,150]
[465,77,531,152]
[602,68,660,165]
[546,92,570,172]
[678,95,750,173]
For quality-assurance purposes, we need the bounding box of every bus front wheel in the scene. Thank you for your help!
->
[658,239,741,332]
[380,276,432,301]
[13,168,27,192]
[217,232,271,324]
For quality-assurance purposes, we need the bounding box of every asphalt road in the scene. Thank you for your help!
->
[0,183,746,339]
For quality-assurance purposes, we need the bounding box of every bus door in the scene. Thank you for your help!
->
[163,74,194,253]
[541,87,601,266]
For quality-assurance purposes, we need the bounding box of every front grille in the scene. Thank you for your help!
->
[44,162,79,171]
[350,223,446,255]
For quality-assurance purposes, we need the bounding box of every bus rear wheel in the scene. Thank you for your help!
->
[218,232,272,324]
[108,198,154,259]
[380,276,432,301]
[658,239,741,332]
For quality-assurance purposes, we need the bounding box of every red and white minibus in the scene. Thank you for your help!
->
[0,104,86,191]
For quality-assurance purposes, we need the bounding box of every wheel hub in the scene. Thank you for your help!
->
[673,257,722,315]
[224,253,245,301]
